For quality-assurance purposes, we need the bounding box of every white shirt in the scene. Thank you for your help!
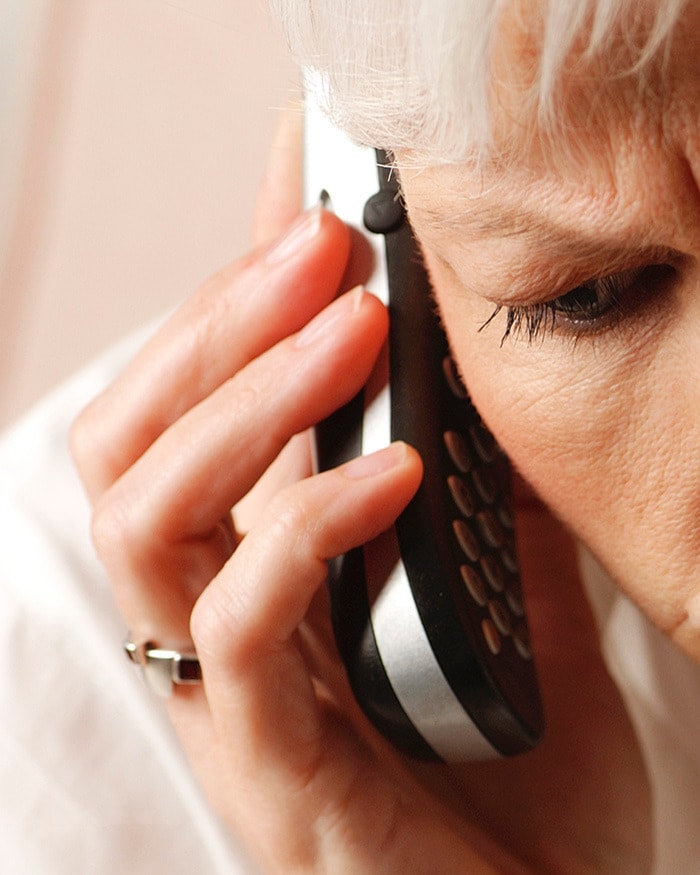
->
[0,332,257,874]
[1,331,698,873]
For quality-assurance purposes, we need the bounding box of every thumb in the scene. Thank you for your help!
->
[252,101,304,247]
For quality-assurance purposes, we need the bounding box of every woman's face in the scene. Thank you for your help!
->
[397,28,700,661]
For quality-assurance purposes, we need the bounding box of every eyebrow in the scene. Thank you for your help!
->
[410,197,671,281]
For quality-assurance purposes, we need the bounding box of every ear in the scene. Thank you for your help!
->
[251,101,304,247]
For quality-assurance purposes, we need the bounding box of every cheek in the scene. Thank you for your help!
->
[433,274,700,654]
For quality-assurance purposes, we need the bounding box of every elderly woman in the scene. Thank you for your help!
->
[17,0,699,871]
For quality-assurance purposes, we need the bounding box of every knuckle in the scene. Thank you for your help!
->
[189,592,227,661]
[229,377,267,425]
[190,582,252,672]
[69,402,99,468]
[89,491,141,566]
[70,398,120,488]
[188,263,250,361]
[265,488,314,554]
[190,491,317,668]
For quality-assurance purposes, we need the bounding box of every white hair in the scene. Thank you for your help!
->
[270,0,689,163]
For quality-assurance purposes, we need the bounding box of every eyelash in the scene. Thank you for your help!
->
[481,263,676,344]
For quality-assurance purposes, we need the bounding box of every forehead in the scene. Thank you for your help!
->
[397,24,700,260]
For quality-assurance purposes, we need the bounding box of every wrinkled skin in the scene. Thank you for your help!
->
[399,15,700,664]
[70,12,700,872]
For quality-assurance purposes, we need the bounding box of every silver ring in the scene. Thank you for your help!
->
[123,638,202,698]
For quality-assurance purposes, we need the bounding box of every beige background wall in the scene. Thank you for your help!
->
[0,0,296,428]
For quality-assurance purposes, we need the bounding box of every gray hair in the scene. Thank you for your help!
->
[270,0,688,163]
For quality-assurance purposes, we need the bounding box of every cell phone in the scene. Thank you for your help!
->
[305,96,544,761]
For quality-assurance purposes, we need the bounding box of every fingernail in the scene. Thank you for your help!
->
[343,443,407,479]
[295,285,364,348]
[265,207,322,264]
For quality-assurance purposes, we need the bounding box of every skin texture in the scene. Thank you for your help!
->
[398,14,700,663]
[70,13,700,873]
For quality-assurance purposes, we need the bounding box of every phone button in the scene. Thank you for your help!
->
[471,467,497,504]
[476,510,506,549]
[497,503,515,531]
[363,190,404,234]
[500,547,518,574]
[442,356,468,399]
[481,618,502,656]
[447,475,476,517]
[513,624,533,660]
[479,554,505,593]
[452,519,480,562]
[443,431,472,472]
[469,423,497,464]
[460,565,488,606]
[505,587,525,617]
[488,599,513,637]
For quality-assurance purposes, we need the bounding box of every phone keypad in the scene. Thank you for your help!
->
[441,356,531,663]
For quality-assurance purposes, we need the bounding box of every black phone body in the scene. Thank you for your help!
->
[305,94,544,761]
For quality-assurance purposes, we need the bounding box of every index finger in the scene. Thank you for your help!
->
[72,207,351,503]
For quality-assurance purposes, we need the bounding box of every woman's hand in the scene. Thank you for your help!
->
[72,110,651,874]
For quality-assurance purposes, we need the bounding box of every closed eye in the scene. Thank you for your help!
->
[480,263,678,344]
